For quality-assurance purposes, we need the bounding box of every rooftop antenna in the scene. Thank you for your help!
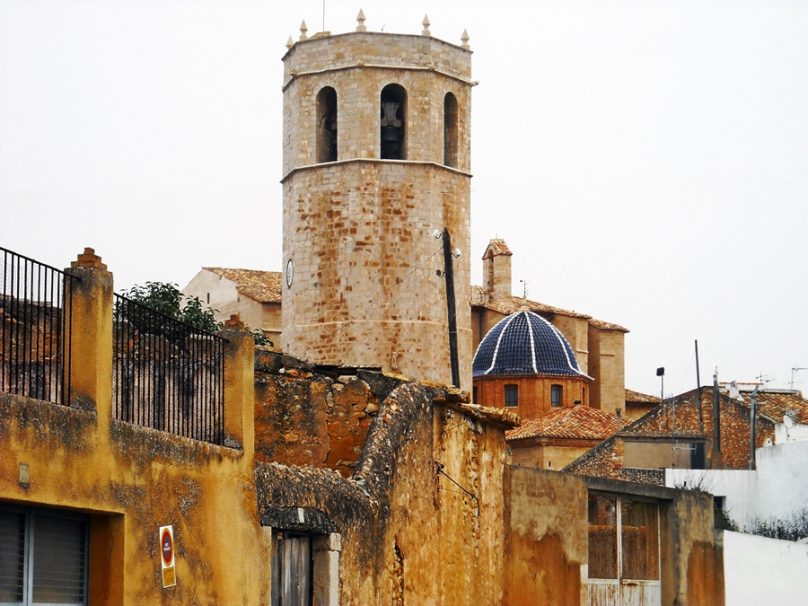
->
[519,279,528,299]
[749,384,759,470]
[790,367,808,391]
[756,372,773,387]
[694,339,704,432]
[322,0,325,31]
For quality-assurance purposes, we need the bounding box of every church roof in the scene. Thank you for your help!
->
[482,239,512,258]
[507,405,627,442]
[203,268,282,303]
[470,286,628,332]
[472,308,589,378]
[625,389,662,405]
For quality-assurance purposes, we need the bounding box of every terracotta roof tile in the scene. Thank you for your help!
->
[589,318,629,332]
[507,405,627,441]
[625,389,662,405]
[735,390,808,424]
[470,287,591,319]
[470,285,628,333]
[203,268,281,303]
[482,239,513,258]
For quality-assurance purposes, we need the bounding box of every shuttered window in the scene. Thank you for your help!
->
[0,511,26,603]
[0,507,87,606]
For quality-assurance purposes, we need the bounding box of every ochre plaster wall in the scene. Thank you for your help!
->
[0,393,269,605]
[510,442,595,471]
[254,381,511,605]
[505,470,725,606]
[260,302,282,347]
[504,467,587,606]
[1,258,270,605]
[670,490,725,606]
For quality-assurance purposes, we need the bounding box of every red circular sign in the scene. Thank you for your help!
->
[161,529,174,566]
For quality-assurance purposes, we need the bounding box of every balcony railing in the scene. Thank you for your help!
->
[113,293,225,444]
[0,247,78,404]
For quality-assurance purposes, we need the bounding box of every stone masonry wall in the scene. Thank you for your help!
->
[282,162,472,389]
[587,326,624,414]
[281,30,473,390]
[254,378,510,605]
[253,351,393,477]
[282,32,472,173]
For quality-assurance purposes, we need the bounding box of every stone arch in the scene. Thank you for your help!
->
[316,86,338,163]
[443,92,458,167]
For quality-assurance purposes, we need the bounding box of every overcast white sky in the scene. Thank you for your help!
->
[1,0,806,397]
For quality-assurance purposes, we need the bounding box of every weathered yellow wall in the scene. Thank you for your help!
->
[510,442,594,471]
[254,379,511,605]
[671,491,725,606]
[1,257,270,605]
[260,302,282,348]
[505,469,725,606]
[504,467,587,606]
[0,393,269,605]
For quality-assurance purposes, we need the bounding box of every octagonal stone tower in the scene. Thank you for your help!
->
[281,20,473,389]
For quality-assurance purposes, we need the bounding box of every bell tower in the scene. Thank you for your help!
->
[281,14,474,389]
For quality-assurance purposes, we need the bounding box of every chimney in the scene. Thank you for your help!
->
[482,239,513,306]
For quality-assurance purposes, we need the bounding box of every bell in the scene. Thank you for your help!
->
[382,126,400,143]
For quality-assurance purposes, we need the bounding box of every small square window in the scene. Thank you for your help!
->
[504,384,519,407]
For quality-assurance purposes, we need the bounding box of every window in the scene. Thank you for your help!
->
[504,384,519,407]
[587,495,659,582]
[551,384,563,407]
[316,87,338,163]
[472,386,478,403]
[587,495,618,579]
[443,93,458,167]
[0,507,88,605]
[380,84,406,159]
[272,532,312,606]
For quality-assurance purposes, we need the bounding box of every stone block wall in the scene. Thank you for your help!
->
[587,325,625,414]
[281,29,473,390]
[282,161,471,388]
[282,32,472,173]
[253,351,386,476]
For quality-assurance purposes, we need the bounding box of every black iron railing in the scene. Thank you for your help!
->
[0,247,78,404]
[113,293,225,445]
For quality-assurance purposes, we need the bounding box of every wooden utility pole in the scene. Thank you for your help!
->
[442,228,460,388]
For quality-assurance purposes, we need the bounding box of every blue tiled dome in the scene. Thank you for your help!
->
[473,308,586,378]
